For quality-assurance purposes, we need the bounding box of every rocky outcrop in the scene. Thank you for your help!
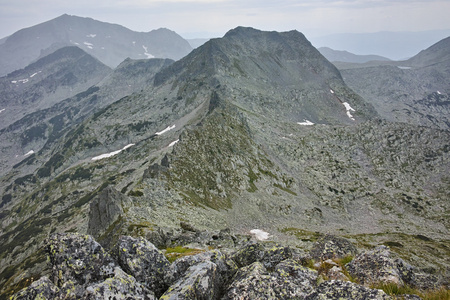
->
[310,234,358,260]
[114,235,171,297]
[87,185,130,238]
[14,232,446,299]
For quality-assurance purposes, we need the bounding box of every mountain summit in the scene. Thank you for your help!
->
[0,14,192,76]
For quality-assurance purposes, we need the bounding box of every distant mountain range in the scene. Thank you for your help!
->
[310,29,450,60]
[338,36,450,130]
[0,14,192,76]
[318,47,390,63]
[0,23,449,298]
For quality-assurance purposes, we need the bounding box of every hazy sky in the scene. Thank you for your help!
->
[1,0,450,39]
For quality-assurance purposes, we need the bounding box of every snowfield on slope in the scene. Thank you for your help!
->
[92,144,135,161]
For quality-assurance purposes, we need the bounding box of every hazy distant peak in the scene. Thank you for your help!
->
[407,35,450,67]
[318,47,391,63]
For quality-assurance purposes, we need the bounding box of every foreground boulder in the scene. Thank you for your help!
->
[310,234,358,260]
[312,280,392,300]
[161,261,220,300]
[84,267,155,299]
[46,233,116,289]
[114,235,171,297]
[223,260,318,299]
[11,277,59,300]
[346,246,404,286]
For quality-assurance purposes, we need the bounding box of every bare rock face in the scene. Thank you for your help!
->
[310,234,358,260]
[87,185,130,238]
[114,235,170,297]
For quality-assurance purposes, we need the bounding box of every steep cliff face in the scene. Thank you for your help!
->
[0,27,448,298]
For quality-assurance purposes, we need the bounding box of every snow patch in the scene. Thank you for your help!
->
[330,89,334,94]
[0,108,5,113]
[437,91,441,95]
[397,66,412,70]
[297,120,314,126]
[132,41,136,45]
[91,144,135,161]
[142,45,155,58]
[30,71,41,78]
[342,102,356,121]
[86,34,97,38]
[155,125,175,136]
[84,42,93,49]
[24,150,35,156]
[168,139,179,147]
[250,229,270,241]
[11,81,17,84]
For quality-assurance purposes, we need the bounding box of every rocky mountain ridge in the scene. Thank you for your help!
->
[0,27,449,298]
[0,46,111,130]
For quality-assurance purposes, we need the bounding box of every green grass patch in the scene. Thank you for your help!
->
[164,246,205,263]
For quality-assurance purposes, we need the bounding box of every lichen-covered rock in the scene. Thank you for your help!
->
[11,276,60,300]
[261,244,293,269]
[346,246,403,286]
[310,234,358,260]
[46,233,116,288]
[224,260,317,300]
[274,259,318,285]
[84,267,156,300]
[115,235,170,297]
[222,262,277,300]
[165,249,238,287]
[230,242,266,268]
[311,280,392,299]
[395,258,416,286]
[161,261,220,300]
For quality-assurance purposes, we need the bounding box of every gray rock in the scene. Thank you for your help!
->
[310,234,358,260]
[261,244,293,269]
[11,276,60,300]
[346,245,403,286]
[165,249,238,288]
[230,242,266,268]
[115,235,170,297]
[46,233,116,288]
[87,185,130,239]
[311,280,392,299]
[161,261,220,300]
[395,258,416,286]
[84,267,156,300]
[224,261,317,300]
